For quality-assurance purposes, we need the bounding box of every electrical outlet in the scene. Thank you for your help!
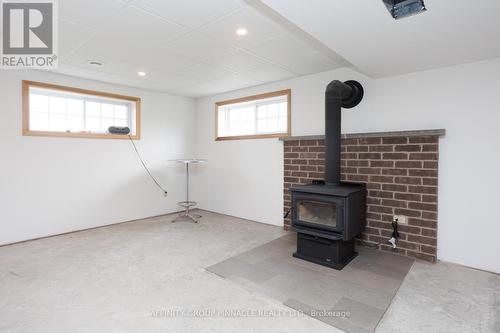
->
[393,215,408,225]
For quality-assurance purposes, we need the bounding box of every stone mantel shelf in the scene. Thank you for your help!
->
[280,129,446,141]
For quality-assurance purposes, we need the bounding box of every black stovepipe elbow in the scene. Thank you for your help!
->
[326,80,364,108]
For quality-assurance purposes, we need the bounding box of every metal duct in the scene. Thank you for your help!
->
[324,80,364,185]
[382,0,427,20]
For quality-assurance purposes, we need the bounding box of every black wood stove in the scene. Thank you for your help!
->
[291,80,366,270]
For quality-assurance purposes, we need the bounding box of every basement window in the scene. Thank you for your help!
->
[23,80,141,139]
[215,89,291,140]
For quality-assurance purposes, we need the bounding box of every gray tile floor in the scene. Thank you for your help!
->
[207,233,414,332]
[1,209,498,332]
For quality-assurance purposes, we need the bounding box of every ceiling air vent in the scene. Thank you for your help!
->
[383,0,427,20]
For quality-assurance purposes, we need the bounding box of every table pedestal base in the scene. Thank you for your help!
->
[172,201,201,223]
[169,159,205,224]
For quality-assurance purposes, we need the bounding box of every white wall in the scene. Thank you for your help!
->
[194,58,500,274]
[0,71,196,245]
[2,59,499,274]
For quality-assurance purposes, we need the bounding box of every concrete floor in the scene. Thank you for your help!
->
[1,210,499,332]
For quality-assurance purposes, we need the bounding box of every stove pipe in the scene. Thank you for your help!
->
[325,80,364,185]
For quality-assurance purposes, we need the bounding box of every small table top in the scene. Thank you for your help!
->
[169,159,206,164]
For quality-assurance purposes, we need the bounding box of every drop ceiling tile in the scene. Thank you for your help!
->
[65,38,129,66]
[62,55,197,90]
[279,51,341,75]
[206,50,270,72]
[102,6,189,47]
[161,32,236,62]
[59,0,127,30]
[140,72,200,91]
[63,54,132,77]
[54,63,149,89]
[134,0,242,29]
[241,64,296,82]
[206,50,294,82]
[199,7,286,48]
[66,38,200,78]
[245,33,315,64]
[65,4,192,68]
[58,20,95,61]
[174,74,261,98]
[171,84,222,99]
[134,50,198,73]
[175,63,235,81]
[119,67,194,87]
[207,74,262,90]
[55,63,193,94]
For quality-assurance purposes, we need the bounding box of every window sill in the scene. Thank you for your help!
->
[22,130,140,140]
[215,133,289,141]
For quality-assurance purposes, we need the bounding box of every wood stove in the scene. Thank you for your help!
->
[291,80,366,270]
[292,182,366,269]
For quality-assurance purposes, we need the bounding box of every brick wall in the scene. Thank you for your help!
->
[283,134,440,262]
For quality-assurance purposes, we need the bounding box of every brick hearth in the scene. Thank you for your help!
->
[283,130,445,262]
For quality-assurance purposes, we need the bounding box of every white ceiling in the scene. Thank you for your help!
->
[55,0,500,97]
[257,0,500,77]
[54,0,343,98]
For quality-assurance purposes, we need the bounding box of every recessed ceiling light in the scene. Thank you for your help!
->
[236,28,248,36]
[88,60,104,67]
[137,71,146,77]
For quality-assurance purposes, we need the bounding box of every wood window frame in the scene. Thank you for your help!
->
[22,80,141,140]
[215,89,291,141]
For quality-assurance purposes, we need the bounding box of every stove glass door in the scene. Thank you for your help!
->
[297,200,337,229]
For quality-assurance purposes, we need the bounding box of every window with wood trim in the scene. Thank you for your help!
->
[215,89,291,141]
[22,81,141,139]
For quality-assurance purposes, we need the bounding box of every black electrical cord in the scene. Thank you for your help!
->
[392,220,400,239]
[364,221,400,249]
[128,135,168,195]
